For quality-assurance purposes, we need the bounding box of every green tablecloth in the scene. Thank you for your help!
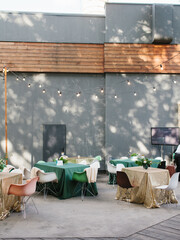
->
[110,159,161,168]
[34,162,98,199]
[108,158,161,184]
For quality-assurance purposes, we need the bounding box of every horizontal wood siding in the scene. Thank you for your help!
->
[1,42,180,73]
[104,43,180,73]
[0,42,104,73]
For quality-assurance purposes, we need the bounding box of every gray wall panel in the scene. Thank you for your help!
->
[105,73,179,161]
[0,73,105,169]
[105,3,152,43]
[0,12,105,43]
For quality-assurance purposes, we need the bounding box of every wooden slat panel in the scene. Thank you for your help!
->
[104,43,180,73]
[0,42,104,73]
[1,42,180,74]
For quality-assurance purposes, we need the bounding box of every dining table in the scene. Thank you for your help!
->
[0,172,22,220]
[108,158,161,184]
[34,162,98,199]
[115,166,178,208]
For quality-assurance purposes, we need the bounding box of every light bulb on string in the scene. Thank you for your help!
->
[23,77,25,81]
[28,83,31,88]
[127,80,131,85]
[100,88,104,93]
[134,91,137,96]
[39,84,42,88]
[76,92,81,97]
[114,95,117,99]
[160,64,163,70]
[153,87,156,92]
[42,89,46,93]
[59,91,62,96]
[57,89,60,94]
[16,77,19,81]
[173,80,177,84]
[95,95,98,99]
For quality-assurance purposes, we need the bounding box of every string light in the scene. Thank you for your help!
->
[153,87,156,92]
[16,77,19,81]
[76,92,81,97]
[173,80,177,84]
[59,91,62,96]
[95,95,98,99]
[114,95,117,99]
[57,89,61,94]
[42,89,46,93]
[100,88,104,93]
[127,80,131,85]
[160,64,163,70]
[23,77,25,81]
[39,84,42,88]
[134,91,137,96]
[28,83,31,88]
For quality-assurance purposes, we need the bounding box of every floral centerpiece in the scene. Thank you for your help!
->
[135,155,152,169]
[0,158,6,171]
[58,156,68,164]
[130,153,139,161]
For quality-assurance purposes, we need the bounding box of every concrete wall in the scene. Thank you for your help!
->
[105,73,179,161]
[0,73,105,169]
[0,12,105,43]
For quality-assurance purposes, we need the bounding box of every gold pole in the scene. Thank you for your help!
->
[4,67,8,165]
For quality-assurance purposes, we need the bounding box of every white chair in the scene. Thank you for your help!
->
[116,163,125,172]
[120,156,128,160]
[37,171,58,199]
[155,172,179,204]
[107,161,117,186]
[155,172,179,190]
[155,157,163,161]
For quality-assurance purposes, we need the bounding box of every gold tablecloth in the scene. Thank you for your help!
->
[115,167,178,208]
[0,172,22,220]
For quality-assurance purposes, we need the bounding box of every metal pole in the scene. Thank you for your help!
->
[4,67,8,164]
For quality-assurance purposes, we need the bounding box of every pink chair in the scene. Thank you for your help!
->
[8,177,39,218]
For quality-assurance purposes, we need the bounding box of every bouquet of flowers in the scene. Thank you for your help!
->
[135,155,152,169]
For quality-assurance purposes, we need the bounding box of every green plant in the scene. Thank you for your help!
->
[130,153,138,157]
[59,156,68,164]
[0,158,6,171]
[135,156,152,169]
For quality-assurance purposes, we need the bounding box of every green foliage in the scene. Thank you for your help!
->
[130,153,138,157]
[135,156,152,168]
[0,158,6,170]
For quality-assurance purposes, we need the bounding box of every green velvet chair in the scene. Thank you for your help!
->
[72,170,95,201]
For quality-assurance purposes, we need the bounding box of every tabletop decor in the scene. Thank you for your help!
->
[130,153,139,161]
[135,156,152,169]
[0,158,6,171]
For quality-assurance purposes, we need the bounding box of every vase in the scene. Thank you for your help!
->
[143,164,149,170]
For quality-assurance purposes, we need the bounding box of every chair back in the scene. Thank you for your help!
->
[90,161,100,169]
[116,171,132,189]
[8,177,39,197]
[107,161,116,174]
[155,157,163,161]
[167,172,180,190]
[116,163,125,172]
[37,171,58,183]
[166,165,176,177]
[72,171,88,183]
[120,156,128,160]
[158,161,166,169]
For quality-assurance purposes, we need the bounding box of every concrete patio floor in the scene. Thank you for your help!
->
[0,174,180,239]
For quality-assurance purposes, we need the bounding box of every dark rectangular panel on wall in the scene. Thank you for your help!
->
[104,43,180,73]
[0,42,104,73]
[43,124,66,162]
